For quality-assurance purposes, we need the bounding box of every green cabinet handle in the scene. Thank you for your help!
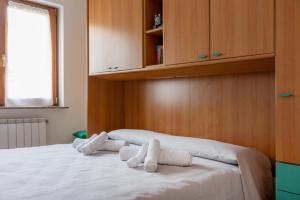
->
[212,52,223,57]
[278,92,293,97]
[198,54,208,60]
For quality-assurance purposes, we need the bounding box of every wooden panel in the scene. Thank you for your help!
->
[89,0,143,74]
[0,0,6,105]
[49,9,58,105]
[164,0,209,65]
[87,77,124,135]
[124,79,191,134]
[276,0,300,164]
[111,0,143,70]
[124,72,275,160]
[210,0,274,59]
[91,55,274,80]
[145,27,163,36]
[89,0,114,73]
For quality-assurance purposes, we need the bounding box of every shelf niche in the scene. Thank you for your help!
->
[144,0,164,67]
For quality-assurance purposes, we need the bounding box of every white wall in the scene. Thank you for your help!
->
[0,0,87,144]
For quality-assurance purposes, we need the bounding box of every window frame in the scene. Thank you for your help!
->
[0,0,59,106]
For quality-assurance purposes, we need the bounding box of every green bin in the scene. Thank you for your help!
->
[72,130,87,139]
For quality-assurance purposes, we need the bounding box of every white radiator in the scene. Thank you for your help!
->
[0,118,47,149]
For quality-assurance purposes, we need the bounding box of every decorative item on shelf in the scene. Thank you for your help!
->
[156,45,163,64]
[153,13,162,29]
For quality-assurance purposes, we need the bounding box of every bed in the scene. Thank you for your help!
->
[0,129,273,200]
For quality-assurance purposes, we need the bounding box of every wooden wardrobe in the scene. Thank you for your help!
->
[276,1,300,198]
[276,0,300,165]
[88,0,300,198]
[88,0,275,160]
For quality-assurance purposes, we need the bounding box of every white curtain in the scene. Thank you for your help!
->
[6,1,53,107]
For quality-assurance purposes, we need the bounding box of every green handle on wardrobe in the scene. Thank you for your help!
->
[198,54,208,59]
[278,92,293,97]
[212,52,223,57]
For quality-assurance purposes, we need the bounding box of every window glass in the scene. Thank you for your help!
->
[6,1,53,107]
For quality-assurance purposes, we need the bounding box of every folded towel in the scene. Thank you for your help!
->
[127,144,148,168]
[98,140,129,152]
[81,132,108,155]
[76,134,98,152]
[144,139,160,172]
[119,147,192,167]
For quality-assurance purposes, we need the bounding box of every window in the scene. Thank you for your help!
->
[0,0,58,107]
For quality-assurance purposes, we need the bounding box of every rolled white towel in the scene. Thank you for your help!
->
[76,134,98,152]
[127,144,148,168]
[119,146,140,161]
[81,132,108,155]
[119,147,192,167]
[74,137,128,152]
[158,149,192,166]
[72,138,85,149]
[144,139,160,173]
[98,140,129,152]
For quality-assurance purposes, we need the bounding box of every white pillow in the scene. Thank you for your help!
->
[108,129,248,165]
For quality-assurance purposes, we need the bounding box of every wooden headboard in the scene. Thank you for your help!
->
[88,72,275,160]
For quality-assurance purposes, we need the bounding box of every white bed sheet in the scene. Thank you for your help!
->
[0,144,244,200]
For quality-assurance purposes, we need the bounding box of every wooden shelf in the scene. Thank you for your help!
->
[145,27,163,36]
[89,54,275,80]
[145,64,165,68]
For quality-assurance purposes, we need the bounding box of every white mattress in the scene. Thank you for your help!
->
[0,144,244,200]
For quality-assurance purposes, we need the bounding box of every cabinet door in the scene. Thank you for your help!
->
[164,0,209,65]
[276,162,300,195]
[89,0,143,74]
[210,0,274,60]
[276,0,300,164]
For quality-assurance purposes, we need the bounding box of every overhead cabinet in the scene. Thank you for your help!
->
[164,0,210,65]
[210,0,274,59]
[89,0,143,74]
[164,0,274,65]
[88,0,274,77]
